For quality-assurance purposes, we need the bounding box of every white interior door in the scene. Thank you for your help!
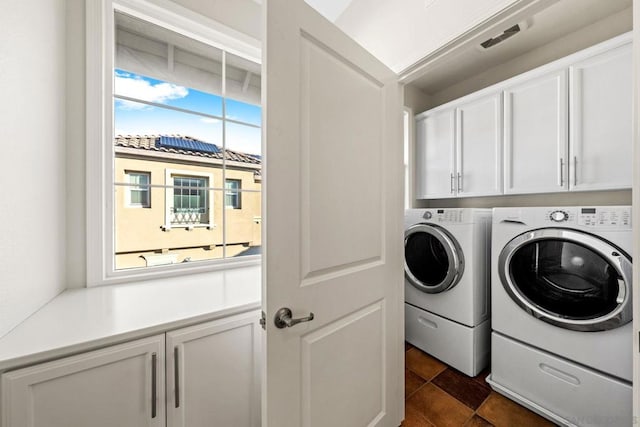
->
[263,1,404,426]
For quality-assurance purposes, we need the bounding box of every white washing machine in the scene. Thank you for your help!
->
[404,208,491,376]
[488,206,632,427]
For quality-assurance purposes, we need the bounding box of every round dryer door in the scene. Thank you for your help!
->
[499,228,632,331]
[404,223,464,294]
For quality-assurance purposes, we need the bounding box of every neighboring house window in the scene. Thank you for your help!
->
[172,176,209,224]
[126,172,151,207]
[225,179,242,209]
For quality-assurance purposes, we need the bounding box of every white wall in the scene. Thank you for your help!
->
[66,0,87,289]
[0,0,67,337]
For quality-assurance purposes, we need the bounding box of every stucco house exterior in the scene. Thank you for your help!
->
[114,135,262,269]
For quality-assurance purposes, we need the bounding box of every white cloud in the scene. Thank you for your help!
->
[115,73,188,110]
[200,117,221,124]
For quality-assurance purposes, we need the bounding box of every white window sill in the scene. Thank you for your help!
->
[0,264,261,372]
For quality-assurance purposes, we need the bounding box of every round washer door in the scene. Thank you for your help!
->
[499,228,632,331]
[404,223,464,294]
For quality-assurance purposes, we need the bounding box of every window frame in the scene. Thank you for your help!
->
[164,169,214,230]
[125,171,151,208]
[86,0,261,286]
[225,178,242,209]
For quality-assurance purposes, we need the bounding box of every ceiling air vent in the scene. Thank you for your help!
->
[480,24,522,49]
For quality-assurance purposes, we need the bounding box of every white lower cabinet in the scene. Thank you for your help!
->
[1,310,261,427]
[166,311,261,427]
[1,335,166,427]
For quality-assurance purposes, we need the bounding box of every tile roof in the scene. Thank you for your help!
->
[114,135,261,166]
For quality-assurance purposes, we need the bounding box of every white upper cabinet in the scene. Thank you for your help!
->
[569,43,632,191]
[415,91,503,199]
[415,33,632,200]
[415,109,456,199]
[504,69,569,195]
[456,92,503,197]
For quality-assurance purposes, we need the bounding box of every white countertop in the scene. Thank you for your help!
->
[0,265,261,371]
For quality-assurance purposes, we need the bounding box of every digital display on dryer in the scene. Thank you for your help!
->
[581,208,596,214]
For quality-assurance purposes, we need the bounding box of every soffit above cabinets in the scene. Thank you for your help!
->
[404,0,631,92]
[332,0,524,73]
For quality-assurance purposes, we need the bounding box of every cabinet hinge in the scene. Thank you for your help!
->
[260,311,266,330]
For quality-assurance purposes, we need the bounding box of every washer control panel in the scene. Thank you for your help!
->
[577,207,631,227]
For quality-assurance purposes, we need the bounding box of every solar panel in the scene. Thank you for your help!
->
[158,136,221,154]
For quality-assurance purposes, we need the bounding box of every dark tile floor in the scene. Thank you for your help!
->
[402,343,555,427]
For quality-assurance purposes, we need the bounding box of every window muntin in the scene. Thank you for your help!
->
[111,10,261,273]
[126,172,150,207]
[225,179,241,209]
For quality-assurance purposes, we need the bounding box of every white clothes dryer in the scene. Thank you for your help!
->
[404,208,491,376]
[488,206,632,427]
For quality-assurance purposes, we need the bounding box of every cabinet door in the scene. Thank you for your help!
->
[415,109,455,198]
[569,43,632,191]
[504,70,568,194]
[1,335,165,427]
[166,310,261,427]
[456,92,503,197]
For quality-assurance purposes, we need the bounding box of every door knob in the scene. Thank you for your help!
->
[274,307,314,329]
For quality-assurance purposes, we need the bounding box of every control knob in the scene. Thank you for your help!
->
[549,210,569,222]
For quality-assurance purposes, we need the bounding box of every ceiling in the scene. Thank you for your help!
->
[304,0,355,22]
[305,0,631,92]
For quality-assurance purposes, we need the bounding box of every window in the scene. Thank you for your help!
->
[87,0,263,284]
[171,176,209,225]
[126,172,150,207]
[225,179,241,209]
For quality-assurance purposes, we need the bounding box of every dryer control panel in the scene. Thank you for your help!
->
[424,209,464,223]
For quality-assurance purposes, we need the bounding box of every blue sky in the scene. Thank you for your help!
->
[114,70,261,156]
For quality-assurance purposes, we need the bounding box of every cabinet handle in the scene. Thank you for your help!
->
[450,173,454,193]
[151,352,157,419]
[559,158,564,187]
[457,172,462,192]
[573,156,577,186]
[174,347,180,408]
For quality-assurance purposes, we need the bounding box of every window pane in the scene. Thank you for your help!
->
[115,11,223,116]
[225,51,261,118]
[114,99,222,145]
[112,12,263,272]
[130,189,149,205]
[226,122,261,158]
[225,191,261,257]
[225,98,261,126]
